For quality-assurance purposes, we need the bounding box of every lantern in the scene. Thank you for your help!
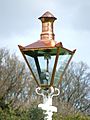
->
[18,11,76,120]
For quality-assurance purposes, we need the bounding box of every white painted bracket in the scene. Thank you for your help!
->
[36,86,60,120]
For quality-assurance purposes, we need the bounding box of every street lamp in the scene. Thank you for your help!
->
[18,11,76,120]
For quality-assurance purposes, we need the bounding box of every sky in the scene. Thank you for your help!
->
[0,0,90,67]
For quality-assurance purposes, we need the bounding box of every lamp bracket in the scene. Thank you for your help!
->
[36,86,60,120]
[36,86,60,98]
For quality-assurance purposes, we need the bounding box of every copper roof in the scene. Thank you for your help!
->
[18,40,75,55]
[22,40,62,50]
[18,11,76,54]
[38,11,57,20]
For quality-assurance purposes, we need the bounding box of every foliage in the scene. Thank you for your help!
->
[53,113,90,120]
[0,48,37,110]
[56,62,90,115]
[0,106,44,120]
[0,107,19,120]
[29,106,44,120]
[0,105,90,120]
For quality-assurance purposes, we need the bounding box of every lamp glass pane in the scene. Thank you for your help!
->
[38,55,55,85]
[25,53,56,86]
[25,55,40,84]
[54,54,71,87]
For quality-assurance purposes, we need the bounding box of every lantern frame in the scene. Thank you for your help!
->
[18,42,76,88]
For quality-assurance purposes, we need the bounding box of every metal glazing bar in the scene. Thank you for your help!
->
[47,59,49,72]
[50,47,60,86]
[58,49,76,87]
[18,46,40,86]
[34,57,41,78]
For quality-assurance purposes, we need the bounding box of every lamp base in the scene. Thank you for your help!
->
[36,86,60,120]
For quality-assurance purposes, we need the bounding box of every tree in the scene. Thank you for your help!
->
[56,62,90,115]
[0,48,37,110]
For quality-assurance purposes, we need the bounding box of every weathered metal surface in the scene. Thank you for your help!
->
[39,11,57,41]
[18,45,40,87]
[38,11,57,19]
[50,47,60,86]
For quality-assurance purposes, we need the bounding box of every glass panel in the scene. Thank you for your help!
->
[25,55,40,84]
[25,54,56,86]
[38,55,55,85]
[54,54,71,87]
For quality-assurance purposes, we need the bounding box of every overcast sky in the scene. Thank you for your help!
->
[0,0,90,67]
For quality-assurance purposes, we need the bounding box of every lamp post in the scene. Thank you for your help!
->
[18,11,76,120]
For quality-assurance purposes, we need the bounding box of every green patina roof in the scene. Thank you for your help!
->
[24,47,72,57]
